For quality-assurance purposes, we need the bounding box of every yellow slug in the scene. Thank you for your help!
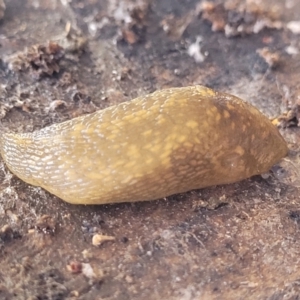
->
[0,85,288,205]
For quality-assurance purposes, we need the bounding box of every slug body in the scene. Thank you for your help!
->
[0,86,287,204]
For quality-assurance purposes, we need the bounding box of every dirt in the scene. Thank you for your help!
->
[0,0,300,299]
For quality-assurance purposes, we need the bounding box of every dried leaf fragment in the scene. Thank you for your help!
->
[92,234,115,247]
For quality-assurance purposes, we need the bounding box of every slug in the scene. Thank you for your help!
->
[0,85,288,205]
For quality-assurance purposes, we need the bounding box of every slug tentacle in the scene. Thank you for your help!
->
[0,85,288,205]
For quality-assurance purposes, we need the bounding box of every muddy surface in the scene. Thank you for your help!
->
[0,0,300,299]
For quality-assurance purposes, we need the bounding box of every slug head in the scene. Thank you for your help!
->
[211,91,288,183]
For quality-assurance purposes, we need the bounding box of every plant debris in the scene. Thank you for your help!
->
[200,1,283,37]
[257,47,280,68]
[92,234,115,247]
[3,42,65,78]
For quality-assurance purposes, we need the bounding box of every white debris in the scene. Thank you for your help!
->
[81,263,96,279]
[285,45,299,55]
[187,36,206,63]
[287,21,300,34]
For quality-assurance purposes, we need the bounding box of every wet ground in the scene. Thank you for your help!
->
[0,0,300,299]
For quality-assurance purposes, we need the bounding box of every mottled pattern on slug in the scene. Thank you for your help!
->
[0,85,288,204]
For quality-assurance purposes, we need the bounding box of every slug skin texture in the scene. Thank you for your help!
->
[0,86,288,204]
